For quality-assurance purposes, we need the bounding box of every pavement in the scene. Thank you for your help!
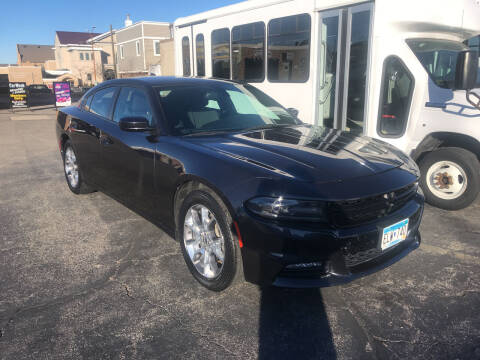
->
[0,107,479,359]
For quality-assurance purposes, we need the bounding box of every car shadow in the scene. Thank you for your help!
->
[258,286,336,359]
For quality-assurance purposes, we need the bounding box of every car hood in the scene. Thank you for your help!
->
[188,125,409,183]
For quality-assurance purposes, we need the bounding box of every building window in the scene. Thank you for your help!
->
[378,57,414,138]
[136,41,140,56]
[267,14,311,82]
[80,53,84,60]
[153,40,161,56]
[87,73,92,81]
[120,45,125,59]
[85,52,90,61]
[212,28,230,79]
[196,34,205,77]
[182,36,191,76]
[232,22,265,82]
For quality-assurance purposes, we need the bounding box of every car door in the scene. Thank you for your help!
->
[69,89,115,187]
[100,86,158,214]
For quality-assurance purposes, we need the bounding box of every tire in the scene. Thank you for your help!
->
[62,140,94,195]
[176,186,243,291]
[418,147,480,210]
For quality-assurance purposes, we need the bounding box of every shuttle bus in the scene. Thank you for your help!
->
[174,0,480,210]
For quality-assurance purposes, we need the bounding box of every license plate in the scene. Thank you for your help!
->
[381,219,409,251]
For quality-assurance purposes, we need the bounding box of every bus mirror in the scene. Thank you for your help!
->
[455,50,478,90]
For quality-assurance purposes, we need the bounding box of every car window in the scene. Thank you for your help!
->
[90,87,117,119]
[156,83,298,135]
[113,87,154,125]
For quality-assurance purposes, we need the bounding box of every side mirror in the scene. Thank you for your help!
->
[119,117,153,132]
[287,108,299,118]
[455,50,479,90]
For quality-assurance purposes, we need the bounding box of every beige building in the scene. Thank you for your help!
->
[54,31,115,86]
[115,18,174,78]
[0,65,43,85]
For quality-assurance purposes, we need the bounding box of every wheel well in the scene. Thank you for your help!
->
[173,179,236,230]
[60,134,69,149]
[412,132,480,163]
[59,134,70,155]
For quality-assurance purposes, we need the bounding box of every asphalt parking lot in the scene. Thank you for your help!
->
[0,107,479,360]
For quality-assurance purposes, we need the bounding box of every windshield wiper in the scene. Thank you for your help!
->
[243,123,296,132]
[182,129,241,137]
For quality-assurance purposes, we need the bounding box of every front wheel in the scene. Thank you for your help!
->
[177,188,242,291]
[419,147,479,210]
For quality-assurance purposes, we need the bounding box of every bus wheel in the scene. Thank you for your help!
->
[419,147,480,210]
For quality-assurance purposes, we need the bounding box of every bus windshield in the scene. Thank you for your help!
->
[407,39,472,89]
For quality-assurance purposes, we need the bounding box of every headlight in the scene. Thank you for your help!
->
[245,196,327,222]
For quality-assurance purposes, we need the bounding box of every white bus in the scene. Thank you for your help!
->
[174,0,480,210]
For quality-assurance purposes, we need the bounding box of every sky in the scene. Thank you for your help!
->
[0,0,243,64]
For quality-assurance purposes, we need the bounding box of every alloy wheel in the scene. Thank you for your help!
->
[64,147,79,188]
[183,204,225,279]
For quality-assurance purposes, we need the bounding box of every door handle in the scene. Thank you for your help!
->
[100,135,113,145]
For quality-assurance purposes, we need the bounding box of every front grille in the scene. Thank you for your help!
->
[342,207,422,268]
[329,183,417,228]
[342,231,381,267]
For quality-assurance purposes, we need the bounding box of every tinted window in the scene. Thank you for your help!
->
[80,53,84,60]
[196,34,205,77]
[156,83,297,136]
[212,28,231,79]
[378,57,414,137]
[90,87,117,119]
[407,39,470,89]
[232,22,265,82]
[268,14,311,82]
[346,10,371,134]
[182,37,191,76]
[113,87,154,125]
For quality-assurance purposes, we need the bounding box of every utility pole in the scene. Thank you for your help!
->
[110,24,117,79]
[90,26,97,84]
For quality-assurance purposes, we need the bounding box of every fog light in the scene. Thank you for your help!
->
[285,262,324,270]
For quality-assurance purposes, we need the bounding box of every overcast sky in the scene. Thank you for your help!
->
[0,0,243,64]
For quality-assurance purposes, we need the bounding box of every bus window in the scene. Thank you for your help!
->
[196,34,205,77]
[212,28,231,79]
[267,14,311,83]
[232,22,265,82]
[345,9,371,134]
[378,57,414,138]
[182,36,191,76]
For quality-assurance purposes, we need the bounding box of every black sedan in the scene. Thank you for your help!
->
[56,77,424,291]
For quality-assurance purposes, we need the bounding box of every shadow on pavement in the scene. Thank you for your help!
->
[258,287,336,359]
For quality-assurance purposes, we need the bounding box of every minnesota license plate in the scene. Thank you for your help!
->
[381,219,409,251]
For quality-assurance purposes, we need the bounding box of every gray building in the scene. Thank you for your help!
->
[115,17,174,78]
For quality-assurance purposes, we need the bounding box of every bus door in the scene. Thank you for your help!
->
[316,3,373,134]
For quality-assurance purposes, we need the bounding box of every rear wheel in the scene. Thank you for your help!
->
[176,187,242,291]
[419,147,479,210]
[63,140,94,194]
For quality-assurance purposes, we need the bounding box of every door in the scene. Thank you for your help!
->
[100,86,158,214]
[71,88,116,187]
[316,3,373,134]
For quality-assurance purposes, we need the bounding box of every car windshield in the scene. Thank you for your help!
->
[156,82,299,135]
[407,39,471,89]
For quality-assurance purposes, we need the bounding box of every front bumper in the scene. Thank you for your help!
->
[238,194,424,287]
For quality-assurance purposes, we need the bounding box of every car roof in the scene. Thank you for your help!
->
[99,76,246,88]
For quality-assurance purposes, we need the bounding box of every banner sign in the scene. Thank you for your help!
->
[53,82,72,107]
[9,82,28,108]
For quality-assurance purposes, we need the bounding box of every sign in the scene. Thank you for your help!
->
[53,82,72,107]
[9,82,28,108]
